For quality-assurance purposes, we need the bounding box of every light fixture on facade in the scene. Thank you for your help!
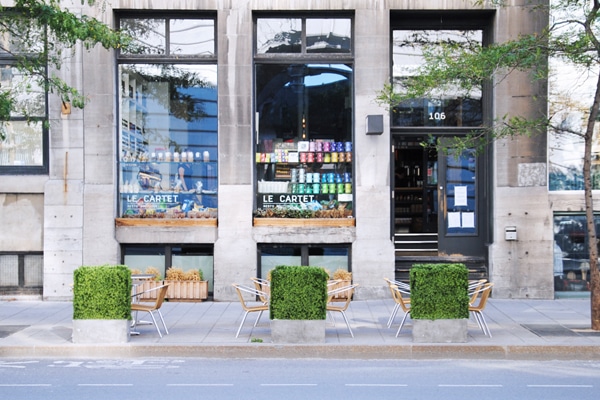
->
[366,114,383,135]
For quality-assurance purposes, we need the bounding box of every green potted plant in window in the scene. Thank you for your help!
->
[72,265,132,344]
[270,265,329,343]
[409,263,470,343]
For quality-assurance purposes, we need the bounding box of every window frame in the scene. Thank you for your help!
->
[389,11,495,134]
[115,12,218,219]
[116,12,217,62]
[257,243,352,280]
[0,13,49,175]
[254,12,354,62]
[253,13,356,216]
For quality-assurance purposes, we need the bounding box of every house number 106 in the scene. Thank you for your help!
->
[429,112,446,120]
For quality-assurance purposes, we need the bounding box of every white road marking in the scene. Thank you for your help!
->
[527,384,593,388]
[0,361,39,368]
[167,383,234,387]
[0,384,51,387]
[346,384,408,387]
[439,384,503,387]
[77,384,134,387]
[261,383,318,386]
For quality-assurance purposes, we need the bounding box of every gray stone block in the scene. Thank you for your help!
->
[412,319,468,343]
[271,319,326,343]
[72,319,130,344]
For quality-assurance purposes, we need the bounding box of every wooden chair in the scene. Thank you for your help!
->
[326,283,359,338]
[131,284,170,338]
[469,282,494,337]
[232,283,269,338]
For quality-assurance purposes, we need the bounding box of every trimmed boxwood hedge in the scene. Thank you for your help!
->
[270,265,328,320]
[73,265,132,320]
[409,263,469,320]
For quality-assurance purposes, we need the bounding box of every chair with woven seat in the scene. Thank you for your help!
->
[130,284,170,338]
[387,284,412,337]
[232,283,269,338]
[384,277,411,293]
[469,282,494,337]
[468,279,487,302]
[250,277,270,305]
[384,278,411,328]
[326,283,359,338]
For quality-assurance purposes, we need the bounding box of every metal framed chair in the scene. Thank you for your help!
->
[384,278,411,328]
[384,277,411,293]
[232,283,269,338]
[469,282,494,337]
[250,277,270,305]
[130,284,170,338]
[387,285,412,337]
[326,283,359,338]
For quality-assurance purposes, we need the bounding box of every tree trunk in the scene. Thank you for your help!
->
[583,69,600,331]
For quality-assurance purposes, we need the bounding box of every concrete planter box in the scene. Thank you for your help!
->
[72,319,130,344]
[412,319,468,343]
[271,319,326,343]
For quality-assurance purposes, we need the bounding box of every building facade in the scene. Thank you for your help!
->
[1,0,567,302]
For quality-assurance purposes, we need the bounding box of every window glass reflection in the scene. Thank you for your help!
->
[256,18,301,54]
[308,247,350,273]
[0,121,43,166]
[553,214,596,294]
[1,65,45,117]
[170,19,215,56]
[306,18,351,53]
[392,30,482,127]
[259,246,302,280]
[119,64,218,218]
[547,57,600,191]
[256,63,352,142]
[0,17,45,54]
[120,18,166,55]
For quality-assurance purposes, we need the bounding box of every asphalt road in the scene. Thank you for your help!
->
[1,358,599,399]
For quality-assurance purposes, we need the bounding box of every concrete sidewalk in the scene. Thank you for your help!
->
[1,298,600,360]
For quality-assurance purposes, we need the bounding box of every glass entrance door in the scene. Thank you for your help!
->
[393,136,488,259]
[437,145,487,258]
[393,137,438,254]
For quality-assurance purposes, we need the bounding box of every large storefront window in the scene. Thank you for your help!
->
[392,29,483,127]
[258,244,350,280]
[122,244,214,293]
[553,214,597,295]
[254,16,354,216]
[548,55,600,190]
[117,16,217,219]
[0,17,48,173]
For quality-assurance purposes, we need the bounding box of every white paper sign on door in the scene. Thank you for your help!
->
[448,212,461,228]
[454,185,468,206]
[462,212,475,228]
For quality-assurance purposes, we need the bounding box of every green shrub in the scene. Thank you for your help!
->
[73,265,132,320]
[270,265,328,320]
[409,263,469,320]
